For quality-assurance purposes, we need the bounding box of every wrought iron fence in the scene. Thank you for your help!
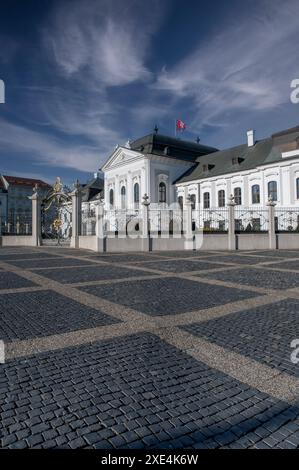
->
[149,208,183,234]
[81,209,96,236]
[192,208,229,233]
[234,207,269,232]
[275,207,299,232]
[104,209,141,235]
[0,213,32,235]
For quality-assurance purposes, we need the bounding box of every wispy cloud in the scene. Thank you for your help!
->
[155,0,299,128]
[44,0,163,87]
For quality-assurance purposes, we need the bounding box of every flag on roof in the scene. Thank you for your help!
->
[177,119,186,131]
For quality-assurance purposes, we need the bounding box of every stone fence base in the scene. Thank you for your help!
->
[0,236,37,247]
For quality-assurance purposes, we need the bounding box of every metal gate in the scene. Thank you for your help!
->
[41,178,72,246]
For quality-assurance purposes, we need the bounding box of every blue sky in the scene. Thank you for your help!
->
[0,0,299,186]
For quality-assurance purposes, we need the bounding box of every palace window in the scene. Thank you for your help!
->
[109,188,114,206]
[296,178,299,199]
[234,187,242,205]
[134,182,140,205]
[252,184,260,204]
[203,192,210,209]
[159,182,166,203]
[268,181,277,201]
[121,186,126,209]
[218,189,225,207]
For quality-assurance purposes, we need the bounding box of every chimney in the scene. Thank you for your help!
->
[247,129,255,147]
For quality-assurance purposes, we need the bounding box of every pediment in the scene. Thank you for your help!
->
[102,146,143,171]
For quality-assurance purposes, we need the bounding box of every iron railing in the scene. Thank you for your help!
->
[192,208,229,233]
[275,207,299,232]
[149,208,183,234]
[104,209,141,235]
[1,213,32,235]
[81,209,96,236]
[234,207,269,232]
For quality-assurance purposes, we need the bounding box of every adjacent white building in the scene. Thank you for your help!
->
[101,125,299,213]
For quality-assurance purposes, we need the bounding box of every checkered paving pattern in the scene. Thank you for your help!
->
[0,271,37,289]
[79,277,259,316]
[200,267,299,290]
[181,299,299,378]
[1,333,299,450]
[1,246,299,449]
[0,290,120,342]
[33,264,156,284]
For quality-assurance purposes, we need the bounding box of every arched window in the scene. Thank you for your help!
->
[234,187,242,205]
[296,178,299,199]
[218,190,225,207]
[109,188,114,206]
[252,184,260,204]
[159,182,166,203]
[190,194,196,210]
[121,186,126,209]
[178,196,183,209]
[203,192,210,209]
[268,181,277,201]
[134,182,140,205]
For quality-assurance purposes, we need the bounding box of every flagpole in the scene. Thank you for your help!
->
[175,119,176,138]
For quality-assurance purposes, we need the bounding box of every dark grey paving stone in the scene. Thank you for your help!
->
[0,271,37,289]
[250,251,299,258]
[1,332,298,449]
[181,298,299,378]
[0,290,120,342]
[33,265,155,284]
[266,260,299,271]
[152,251,215,258]
[201,267,299,290]
[87,254,166,263]
[79,277,260,316]
[8,258,96,269]
[208,255,270,265]
[0,252,59,260]
[135,259,230,273]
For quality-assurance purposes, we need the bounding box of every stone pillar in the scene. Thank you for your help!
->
[184,195,193,250]
[70,180,82,249]
[267,197,276,250]
[227,194,236,250]
[95,200,105,252]
[142,194,150,251]
[29,185,42,246]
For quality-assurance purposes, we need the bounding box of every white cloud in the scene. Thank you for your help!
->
[44,0,163,87]
[155,0,299,128]
[0,119,116,173]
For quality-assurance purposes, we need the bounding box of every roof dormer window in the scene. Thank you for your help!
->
[232,157,244,165]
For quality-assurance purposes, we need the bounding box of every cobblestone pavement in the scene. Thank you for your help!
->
[1,247,299,449]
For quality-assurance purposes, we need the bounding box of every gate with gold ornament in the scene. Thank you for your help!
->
[41,178,72,245]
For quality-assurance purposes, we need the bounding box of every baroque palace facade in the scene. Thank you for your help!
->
[101,125,299,212]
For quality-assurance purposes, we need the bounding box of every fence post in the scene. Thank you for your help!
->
[184,195,193,250]
[70,180,82,249]
[227,194,236,250]
[29,184,42,246]
[267,197,276,249]
[95,199,105,252]
[142,194,150,251]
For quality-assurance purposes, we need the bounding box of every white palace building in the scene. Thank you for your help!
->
[102,125,299,214]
